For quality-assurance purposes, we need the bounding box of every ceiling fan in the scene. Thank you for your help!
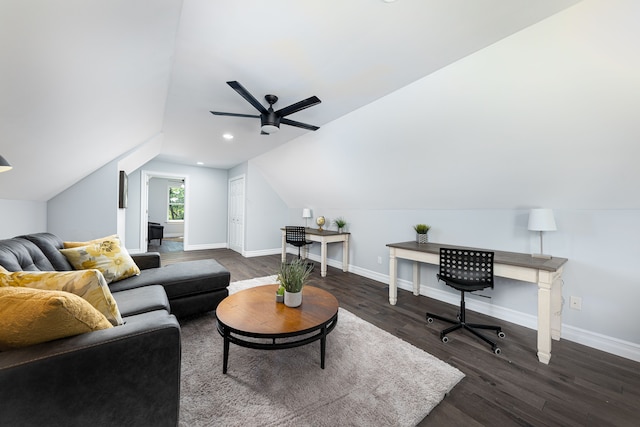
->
[210,81,321,134]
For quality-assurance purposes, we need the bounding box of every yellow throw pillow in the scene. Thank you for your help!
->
[63,234,120,249]
[0,269,123,326]
[0,286,113,351]
[59,236,140,284]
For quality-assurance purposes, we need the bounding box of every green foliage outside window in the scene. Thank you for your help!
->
[168,186,185,221]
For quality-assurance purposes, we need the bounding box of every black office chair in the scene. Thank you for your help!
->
[426,248,505,354]
[285,226,314,269]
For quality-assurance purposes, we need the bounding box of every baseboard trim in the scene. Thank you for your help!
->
[312,258,640,363]
[227,247,639,362]
[393,277,640,362]
[244,248,282,258]
[184,242,227,251]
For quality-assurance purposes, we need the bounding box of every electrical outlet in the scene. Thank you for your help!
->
[377,256,382,265]
[570,296,582,310]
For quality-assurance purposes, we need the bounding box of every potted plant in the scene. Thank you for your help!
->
[275,283,285,303]
[277,258,312,307]
[333,217,347,233]
[413,224,431,244]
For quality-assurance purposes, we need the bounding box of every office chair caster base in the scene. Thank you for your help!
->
[493,347,501,355]
[441,336,449,343]
[426,317,434,324]
[497,331,506,339]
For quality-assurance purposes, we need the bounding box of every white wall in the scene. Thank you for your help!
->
[0,199,47,239]
[254,1,640,212]
[124,159,228,252]
[248,1,640,361]
[244,162,289,255]
[47,159,118,241]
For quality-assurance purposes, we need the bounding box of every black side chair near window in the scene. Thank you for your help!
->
[148,222,164,245]
[426,248,505,354]
[285,226,314,269]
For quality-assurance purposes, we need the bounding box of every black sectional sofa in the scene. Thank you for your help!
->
[0,232,231,426]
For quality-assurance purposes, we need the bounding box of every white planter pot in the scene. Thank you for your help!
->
[417,233,428,244]
[284,290,302,307]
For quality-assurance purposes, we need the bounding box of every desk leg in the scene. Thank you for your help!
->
[550,269,564,341]
[412,261,420,296]
[537,272,554,364]
[389,250,398,305]
[342,236,349,272]
[281,232,286,263]
[320,242,327,277]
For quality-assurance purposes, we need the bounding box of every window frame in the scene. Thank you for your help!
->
[166,182,185,223]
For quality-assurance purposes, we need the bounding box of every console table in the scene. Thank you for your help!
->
[386,241,568,364]
[281,228,350,277]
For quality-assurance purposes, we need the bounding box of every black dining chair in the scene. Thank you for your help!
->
[426,248,505,354]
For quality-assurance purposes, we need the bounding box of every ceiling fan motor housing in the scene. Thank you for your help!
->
[260,95,280,133]
[210,81,321,134]
[260,109,280,133]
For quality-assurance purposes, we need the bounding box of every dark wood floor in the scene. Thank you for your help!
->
[162,249,640,426]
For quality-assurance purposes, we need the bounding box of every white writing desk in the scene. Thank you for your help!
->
[387,241,568,364]
[281,228,350,277]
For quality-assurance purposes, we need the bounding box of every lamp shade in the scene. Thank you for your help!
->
[0,155,12,173]
[302,208,312,219]
[528,209,557,231]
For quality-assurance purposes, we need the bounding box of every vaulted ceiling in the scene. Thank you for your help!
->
[3,0,638,210]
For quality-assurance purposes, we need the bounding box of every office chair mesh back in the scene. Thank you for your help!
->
[285,226,306,247]
[439,248,494,288]
[285,226,312,261]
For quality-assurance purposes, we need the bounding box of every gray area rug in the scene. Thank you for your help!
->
[179,276,464,426]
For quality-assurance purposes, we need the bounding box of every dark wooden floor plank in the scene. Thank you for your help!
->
[163,249,640,426]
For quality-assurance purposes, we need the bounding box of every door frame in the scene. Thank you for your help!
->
[140,170,189,252]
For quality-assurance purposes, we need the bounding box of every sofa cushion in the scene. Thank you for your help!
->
[60,236,140,284]
[19,233,74,271]
[0,286,113,350]
[0,238,58,272]
[0,269,123,326]
[109,259,230,299]
[112,285,170,317]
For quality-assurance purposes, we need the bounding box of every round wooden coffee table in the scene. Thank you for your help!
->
[215,285,339,374]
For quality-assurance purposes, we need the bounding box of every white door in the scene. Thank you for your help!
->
[228,175,245,253]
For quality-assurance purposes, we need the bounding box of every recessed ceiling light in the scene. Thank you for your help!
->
[197,162,204,166]
[382,0,397,3]
[222,133,234,140]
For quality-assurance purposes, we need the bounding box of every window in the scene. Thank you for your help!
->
[167,183,185,221]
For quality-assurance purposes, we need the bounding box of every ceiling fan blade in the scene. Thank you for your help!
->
[280,118,320,131]
[210,111,260,118]
[227,81,268,114]
[275,96,321,117]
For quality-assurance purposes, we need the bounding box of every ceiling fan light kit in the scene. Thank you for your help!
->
[210,81,321,134]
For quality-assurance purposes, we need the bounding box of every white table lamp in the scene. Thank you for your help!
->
[302,208,312,228]
[528,208,557,259]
